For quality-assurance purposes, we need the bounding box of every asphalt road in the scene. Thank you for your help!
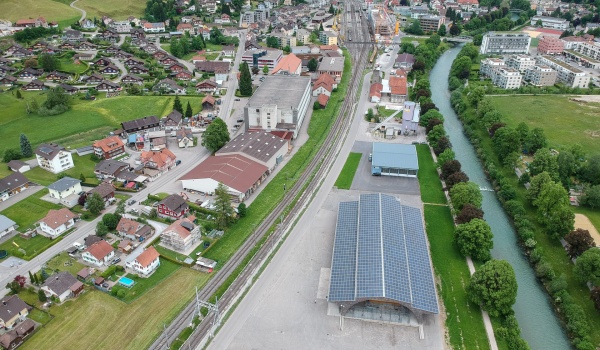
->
[69,0,86,24]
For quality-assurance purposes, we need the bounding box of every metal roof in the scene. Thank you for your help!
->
[246,75,311,109]
[371,143,418,170]
[47,177,81,192]
[0,215,16,232]
[329,193,439,314]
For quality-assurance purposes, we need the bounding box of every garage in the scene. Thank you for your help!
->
[371,143,418,177]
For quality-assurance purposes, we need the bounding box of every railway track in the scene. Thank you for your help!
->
[149,4,371,349]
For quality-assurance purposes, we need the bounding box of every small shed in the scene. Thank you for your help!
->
[196,257,217,272]
[77,268,91,281]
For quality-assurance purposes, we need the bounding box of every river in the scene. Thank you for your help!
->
[429,45,571,349]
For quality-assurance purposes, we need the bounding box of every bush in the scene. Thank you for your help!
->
[535,259,556,281]
[529,247,544,264]
[504,200,526,218]
[117,289,126,298]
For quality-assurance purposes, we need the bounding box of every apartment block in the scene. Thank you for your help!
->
[506,54,535,73]
[479,58,505,78]
[524,65,557,87]
[576,42,600,61]
[537,36,564,54]
[480,32,531,55]
[491,67,522,89]
[536,55,590,88]
[419,15,444,33]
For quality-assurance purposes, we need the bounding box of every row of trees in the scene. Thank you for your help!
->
[169,35,205,58]
[14,27,60,43]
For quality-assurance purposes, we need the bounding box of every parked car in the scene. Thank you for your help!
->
[112,258,121,265]
[128,199,136,205]
[176,160,182,166]
[234,98,240,101]
[368,153,372,162]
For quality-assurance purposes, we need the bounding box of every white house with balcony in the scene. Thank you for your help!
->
[82,241,115,267]
[126,246,161,277]
[38,208,76,238]
[47,177,82,207]
[35,143,74,174]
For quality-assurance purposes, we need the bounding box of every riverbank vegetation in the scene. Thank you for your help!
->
[448,43,600,349]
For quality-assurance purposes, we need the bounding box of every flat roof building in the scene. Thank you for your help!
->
[216,131,288,171]
[536,55,590,88]
[371,143,418,177]
[480,32,531,55]
[491,67,522,89]
[505,54,535,73]
[419,15,444,33]
[329,193,439,325]
[537,36,564,55]
[530,16,569,30]
[524,65,557,87]
[244,76,311,139]
[241,49,283,70]
[479,58,505,78]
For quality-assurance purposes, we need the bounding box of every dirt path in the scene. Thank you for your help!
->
[574,214,600,246]
[70,0,86,23]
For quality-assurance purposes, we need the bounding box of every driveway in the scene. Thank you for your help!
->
[110,58,127,81]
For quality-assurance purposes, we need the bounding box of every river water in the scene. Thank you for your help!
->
[429,45,571,349]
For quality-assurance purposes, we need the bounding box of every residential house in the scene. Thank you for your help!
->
[195,79,218,93]
[202,95,216,111]
[162,110,183,130]
[93,136,125,160]
[96,80,121,92]
[98,30,119,42]
[157,194,189,219]
[129,65,149,74]
[46,71,70,81]
[124,57,144,68]
[17,68,43,80]
[113,50,133,60]
[100,64,120,75]
[177,129,194,148]
[118,240,134,254]
[177,23,194,33]
[160,217,200,252]
[195,61,231,75]
[35,143,74,174]
[76,41,97,51]
[63,29,83,42]
[87,182,115,203]
[140,149,176,178]
[80,18,95,29]
[121,74,144,85]
[312,72,336,97]
[159,56,178,67]
[369,82,383,103]
[117,217,152,241]
[389,74,408,103]
[94,159,129,180]
[0,65,17,77]
[82,240,115,267]
[0,216,17,239]
[154,78,186,94]
[127,246,160,277]
[394,53,415,70]
[59,42,76,51]
[175,70,193,81]
[6,160,30,173]
[38,208,76,238]
[109,21,131,33]
[121,116,160,133]
[0,76,17,87]
[73,52,95,62]
[0,295,30,329]
[47,177,81,206]
[317,57,344,82]
[58,83,78,94]
[21,79,48,91]
[0,172,29,202]
[15,17,47,28]
[41,271,84,302]
[105,46,121,55]
[0,319,35,349]
[271,53,302,75]
[143,22,166,33]
[83,73,104,84]
[222,45,236,56]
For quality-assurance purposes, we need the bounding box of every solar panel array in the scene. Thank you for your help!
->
[328,193,439,314]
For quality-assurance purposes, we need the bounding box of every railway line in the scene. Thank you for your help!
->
[148,3,371,349]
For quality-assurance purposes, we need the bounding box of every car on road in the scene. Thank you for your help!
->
[128,199,136,205]
[235,98,240,101]
[368,153,372,162]
[111,258,121,265]
[131,208,139,214]
[176,160,182,166]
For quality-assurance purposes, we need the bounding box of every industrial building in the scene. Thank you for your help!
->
[241,49,283,70]
[371,143,418,177]
[329,193,439,327]
[479,32,531,55]
[216,131,289,171]
[244,75,311,139]
[530,16,569,30]
[401,101,420,134]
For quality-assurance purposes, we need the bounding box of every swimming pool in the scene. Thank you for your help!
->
[118,276,135,288]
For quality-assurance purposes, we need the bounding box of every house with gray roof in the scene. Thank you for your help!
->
[0,215,17,238]
[94,159,130,180]
[41,271,84,302]
[0,295,31,329]
[0,172,29,202]
[47,177,82,207]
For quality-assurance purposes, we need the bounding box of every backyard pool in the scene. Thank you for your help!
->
[118,276,135,288]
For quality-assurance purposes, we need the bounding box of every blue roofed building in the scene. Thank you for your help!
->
[371,143,418,177]
[328,193,439,328]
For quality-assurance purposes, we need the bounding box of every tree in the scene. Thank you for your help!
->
[40,268,48,282]
[237,203,247,217]
[492,126,520,162]
[450,181,482,211]
[87,193,105,215]
[405,20,424,35]
[574,248,600,286]
[24,58,37,68]
[28,271,34,284]
[533,181,574,239]
[454,218,494,261]
[262,65,269,74]
[565,229,595,259]
[456,203,484,224]
[307,58,318,72]
[482,111,502,130]
[591,288,600,311]
[433,136,451,156]
[557,151,577,187]
[214,183,235,229]
[524,127,547,155]
[468,260,518,317]
[116,200,125,215]
[446,171,469,189]
[529,148,558,179]
[437,24,446,36]
[516,122,529,144]
[202,118,230,152]
[210,27,224,44]
[170,38,183,58]
[102,213,120,230]
[2,149,22,163]
[581,155,600,185]
[441,160,462,180]
[426,118,443,134]
[96,222,109,237]
[38,288,47,302]
[450,56,472,80]
[15,90,22,99]
[527,172,553,203]
[313,101,322,110]
[468,86,485,107]
[19,134,32,158]
[221,3,231,15]
[426,124,446,148]
[328,4,335,14]
[419,109,443,127]
[238,62,253,96]
[437,149,456,168]
[149,208,158,219]
[266,36,279,48]
[449,23,462,36]
[185,101,193,119]
[581,185,600,209]
[39,87,70,116]
[173,95,183,114]
[38,53,61,72]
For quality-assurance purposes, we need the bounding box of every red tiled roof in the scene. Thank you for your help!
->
[140,149,176,168]
[135,246,160,268]
[93,136,124,153]
[41,208,76,230]
[369,83,382,98]
[272,53,301,74]
[317,93,329,106]
[179,154,268,194]
[84,241,113,260]
[389,76,407,96]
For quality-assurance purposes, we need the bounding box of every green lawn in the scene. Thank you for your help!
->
[416,144,447,204]
[0,234,62,260]
[0,93,205,158]
[424,205,491,350]
[334,152,362,189]
[110,259,181,303]
[76,0,145,20]
[28,308,53,325]
[201,52,352,266]
[153,245,190,263]
[0,189,60,230]
[0,154,100,186]
[58,58,89,74]
[489,95,600,154]
[22,268,210,350]
[0,0,80,23]
[46,252,87,276]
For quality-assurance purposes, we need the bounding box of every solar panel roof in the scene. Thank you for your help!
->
[329,193,439,314]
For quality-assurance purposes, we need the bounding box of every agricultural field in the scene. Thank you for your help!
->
[21,268,210,350]
[0,0,80,26]
[0,93,205,157]
[75,0,146,20]
[489,95,600,154]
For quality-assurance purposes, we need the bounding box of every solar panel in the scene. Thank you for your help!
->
[39,146,54,155]
[328,201,358,302]
[381,195,411,304]
[356,194,384,298]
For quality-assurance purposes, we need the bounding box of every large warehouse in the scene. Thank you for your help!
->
[244,75,311,139]
[329,193,439,327]
[371,143,418,177]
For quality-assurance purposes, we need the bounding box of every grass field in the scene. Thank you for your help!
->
[46,252,86,276]
[0,154,100,186]
[0,93,205,157]
[0,189,60,230]
[334,152,361,189]
[58,58,88,74]
[111,260,181,302]
[22,268,209,350]
[76,0,146,20]
[489,95,600,154]
[416,145,447,204]
[0,233,64,261]
[0,0,80,24]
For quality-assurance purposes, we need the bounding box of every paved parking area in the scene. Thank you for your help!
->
[350,141,421,196]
